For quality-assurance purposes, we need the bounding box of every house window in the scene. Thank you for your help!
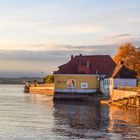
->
[81,83,88,89]
[104,80,106,85]
[67,79,76,88]
[106,80,108,85]
[106,80,109,85]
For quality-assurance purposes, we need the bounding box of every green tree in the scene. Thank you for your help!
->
[43,75,54,83]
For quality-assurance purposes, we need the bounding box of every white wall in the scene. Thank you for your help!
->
[100,79,104,93]
[114,78,137,88]
[109,78,137,97]
[99,75,107,94]
[104,78,137,97]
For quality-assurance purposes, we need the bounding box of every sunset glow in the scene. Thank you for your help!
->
[0,0,140,77]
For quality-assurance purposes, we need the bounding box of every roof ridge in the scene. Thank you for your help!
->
[54,55,116,74]
[75,55,110,57]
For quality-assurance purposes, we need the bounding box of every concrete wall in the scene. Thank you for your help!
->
[29,84,54,95]
[54,74,99,93]
[111,89,138,101]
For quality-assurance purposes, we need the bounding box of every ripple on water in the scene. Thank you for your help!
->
[0,85,139,139]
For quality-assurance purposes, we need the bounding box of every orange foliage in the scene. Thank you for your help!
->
[114,43,140,77]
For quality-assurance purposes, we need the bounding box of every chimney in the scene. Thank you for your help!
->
[86,61,90,68]
[71,55,74,60]
[96,70,98,74]
[119,61,123,65]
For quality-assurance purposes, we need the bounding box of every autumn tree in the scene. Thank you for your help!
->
[114,43,140,77]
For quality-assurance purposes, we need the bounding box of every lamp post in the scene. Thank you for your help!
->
[41,71,44,76]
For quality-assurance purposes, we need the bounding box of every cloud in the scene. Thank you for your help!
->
[0,20,102,35]
[99,33,140,47]
[112,34,131,38]
[0,43,118,60]
[0,0,140,48]
[0,43,119,77]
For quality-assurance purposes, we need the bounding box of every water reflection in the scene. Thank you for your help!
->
[53,100,140,139]
[0,85,139,139]
[53,101,110,139]
[109,106,140,127]
[108,106,140,139]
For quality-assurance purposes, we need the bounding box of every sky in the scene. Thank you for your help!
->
[0,0,140,77]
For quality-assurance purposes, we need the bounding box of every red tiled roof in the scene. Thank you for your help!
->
[54,55,116,75]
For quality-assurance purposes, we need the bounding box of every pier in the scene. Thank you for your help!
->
[24,84,54,95]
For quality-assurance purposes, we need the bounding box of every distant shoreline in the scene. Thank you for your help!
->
[0,77,42,84]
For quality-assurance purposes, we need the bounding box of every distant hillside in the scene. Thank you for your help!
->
[0,77,42,84]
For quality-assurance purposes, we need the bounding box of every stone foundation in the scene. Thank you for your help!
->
[111,95,140,108]
[53,92,102,101]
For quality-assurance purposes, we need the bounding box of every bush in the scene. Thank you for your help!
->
[43,75,54,83]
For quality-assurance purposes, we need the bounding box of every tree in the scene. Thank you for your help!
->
[33,80,38,86]
[114,43,140,77]
[43,75,54,83]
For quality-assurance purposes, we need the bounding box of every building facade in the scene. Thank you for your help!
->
[55,74,99,94]
[54,54,116,99]
[104,64,137,96]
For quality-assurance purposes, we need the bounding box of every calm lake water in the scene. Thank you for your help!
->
[0,85,140,140]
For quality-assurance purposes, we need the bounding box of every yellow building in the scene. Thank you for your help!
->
[54,74,99,93]
[53,55,116,99]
